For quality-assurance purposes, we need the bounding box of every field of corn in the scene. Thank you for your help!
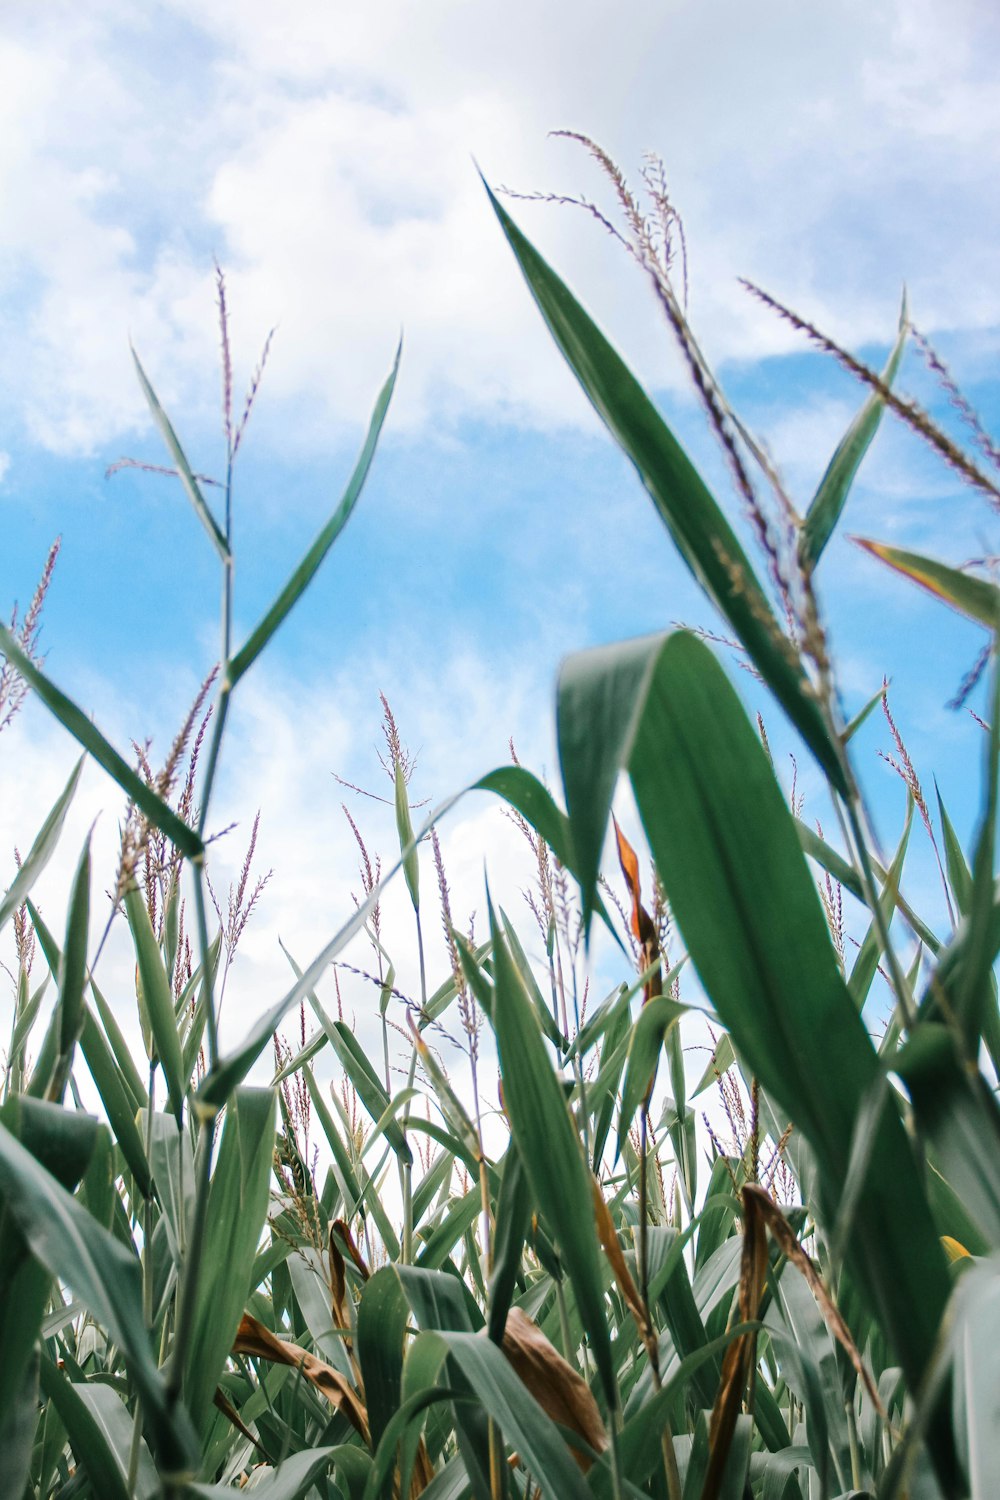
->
[3,146,1000,1500]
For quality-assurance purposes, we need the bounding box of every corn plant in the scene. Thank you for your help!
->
[2,150,999,1500]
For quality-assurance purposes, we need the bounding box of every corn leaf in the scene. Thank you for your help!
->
[228,343,400,686]
[0,623,203,858]
[488,184,847,819]
[0,756,83,932]
[622,630,954,1476]
[853,539,1000,629]
[799,294,908,571]
[130,343,229,561]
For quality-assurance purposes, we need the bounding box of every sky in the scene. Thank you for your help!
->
[2,0,999,1123]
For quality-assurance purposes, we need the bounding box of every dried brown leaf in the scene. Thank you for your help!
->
[499,1307,608,1471]
[743,1184,885,1415]
[233,1312,369,1442]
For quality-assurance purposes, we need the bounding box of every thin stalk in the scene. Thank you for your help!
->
[847,1398,863,1492]
[127,1064,158,1496]
[401,908,429,1264]
[836,787,917,1029]
[638,1107,650,1318]
[192,868,219,1072]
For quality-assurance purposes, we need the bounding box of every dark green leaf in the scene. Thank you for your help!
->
[488,185,846,814]
[0,622,203,858]
[799,295,907,570]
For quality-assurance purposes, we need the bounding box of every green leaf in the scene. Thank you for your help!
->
[79,1003,152,1197]
[302,1062,362,1212]
[488,1146,533,1344]
[228,344,400,686]
[847,797,913,1008]
[950,1254,1000,1499]
[623,631,952,1456]
[38,1358,146,1500]
[358,1266,410,1452]
[124,884,186,1121]
[417,1329,592,1500]
[799,294,908,571]
[936,781,973,917]
[895,1024,1000,1250]
[305,987,412,1167]
[486,900,617,1414]
[395,761,420,912]
[0,1345,38,1500]
[130,342,229,560]
[184,1087,276,1434]
[0,756,83,932]
[488,184,846,805]
[0,622,203,858]
[853,539,1000,629]
[189,1445,338,1499]
[50,832,91,1101]
[618,995,686,1153]
[0,1096,98,1421]
[0,1107,195,1470]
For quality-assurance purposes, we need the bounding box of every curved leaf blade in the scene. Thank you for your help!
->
[487,183,846,801]
[229,343,400,686]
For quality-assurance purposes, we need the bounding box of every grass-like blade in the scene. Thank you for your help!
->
[358,1266,410,1452]
[0,1112,196,1470]
[38,1358,141,1500]
[799,294,908,571]
[189,1445,337,1499]
[0,623,203,858]
[949,1255,1000,1498]
[486,899,617,1417]
[0,756,83,932]
[49,833,91,1101]
[124,885,186,1121]
[130,343,229,561]
[623,630,954,1480]
[487,183,846,802]
[853,538,1000,628]
[617,994,686,1154]
[228,343,400,686]
[184,1087,275,1435]
[416,1329,592,1500]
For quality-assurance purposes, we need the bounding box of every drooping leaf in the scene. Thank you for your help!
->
[0,623,203,858]
[130,342,229,560]
[0,1108,195,1469]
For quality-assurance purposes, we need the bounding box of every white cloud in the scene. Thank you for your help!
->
[0,451,10,484]
[0,1,997,455]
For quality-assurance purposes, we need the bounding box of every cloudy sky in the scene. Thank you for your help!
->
[2,0,999,1086]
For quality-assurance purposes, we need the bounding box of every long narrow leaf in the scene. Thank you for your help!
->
[488,184,846,807]
[130,343,229,560]
[229,344,400,686]
[0,756,83,932]
[0,623,203,858]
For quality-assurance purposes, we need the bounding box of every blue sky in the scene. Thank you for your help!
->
[3,0,1000,1080]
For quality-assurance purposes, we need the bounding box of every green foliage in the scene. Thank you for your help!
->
[2,155,998,1500]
